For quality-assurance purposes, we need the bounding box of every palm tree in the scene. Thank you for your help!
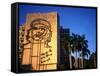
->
[71,33,79,68]
[62,34,72,69]
[89,52,96,68]
[78,34,88,68]
[83,47,90,59]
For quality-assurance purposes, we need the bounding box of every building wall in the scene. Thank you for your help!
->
[20,12,57,70]
[59,26,70,69]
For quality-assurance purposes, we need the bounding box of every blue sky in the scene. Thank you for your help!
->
[19,4,97,53]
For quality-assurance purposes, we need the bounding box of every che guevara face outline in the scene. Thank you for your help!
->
[26,18,52,46]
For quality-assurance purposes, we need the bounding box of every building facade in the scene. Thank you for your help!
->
[19,12,58,71]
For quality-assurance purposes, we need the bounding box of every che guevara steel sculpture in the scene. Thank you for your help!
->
[24,18,52,70]
[26,18,52,48]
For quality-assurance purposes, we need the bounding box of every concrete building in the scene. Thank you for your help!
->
[19,12,58,71]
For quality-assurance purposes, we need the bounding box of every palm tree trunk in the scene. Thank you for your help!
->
[80,50,83,68]
[74,47,78,68]
[63,44,72,69]
[94,54,96,68]
[79,51,81,68]
[75,51,78,68]
[69,52,72,69]
[68,47,72,69]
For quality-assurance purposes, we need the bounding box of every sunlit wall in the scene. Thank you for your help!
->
[20,12,57,70]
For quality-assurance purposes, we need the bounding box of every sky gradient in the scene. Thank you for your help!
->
[19,4,97,54]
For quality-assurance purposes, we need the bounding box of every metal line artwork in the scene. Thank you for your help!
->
[19,18,53,70]
[26,19,52,47]
[40,49,52,63]
[18,10,58,71]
